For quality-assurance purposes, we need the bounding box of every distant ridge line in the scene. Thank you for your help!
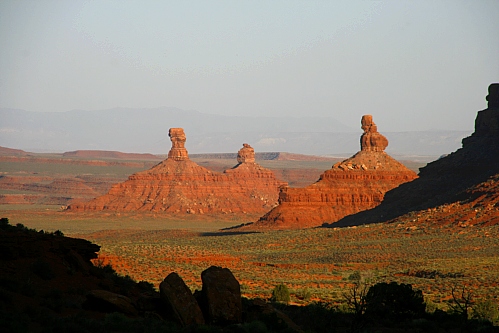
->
[190,152,337,161]
[0,146,336,162]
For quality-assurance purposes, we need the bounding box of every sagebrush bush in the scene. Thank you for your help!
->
[271,284,290,304]
[472,299,499,325]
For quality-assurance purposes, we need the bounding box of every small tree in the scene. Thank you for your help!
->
[271,284,290,304]
[342,276,370,333]
[342,280,369,317]
[448,286,474,321]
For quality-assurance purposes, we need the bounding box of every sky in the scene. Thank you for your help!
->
[1,0,498,132]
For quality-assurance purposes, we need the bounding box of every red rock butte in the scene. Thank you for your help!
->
[248,115,418,230]
[67,129,285,215]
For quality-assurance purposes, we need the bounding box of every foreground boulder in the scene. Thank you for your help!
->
[248,115,417,229]
[159,272,205,326]
[85,290,138,315]
[68,128,285,216]
[197,266,243,325]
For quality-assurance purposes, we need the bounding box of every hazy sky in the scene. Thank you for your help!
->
[1,0,498,131]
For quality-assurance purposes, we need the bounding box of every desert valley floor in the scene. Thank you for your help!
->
[3,195,499,309]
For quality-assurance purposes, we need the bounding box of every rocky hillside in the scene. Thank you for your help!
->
[331,83,499,228]
[0,218,308,332]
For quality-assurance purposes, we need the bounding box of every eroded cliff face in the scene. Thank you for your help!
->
[250,115,417,229]
[332,83,499,227]
[68,130,285,215]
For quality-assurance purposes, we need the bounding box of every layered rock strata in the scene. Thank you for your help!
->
[250,115,417,229]
[332,83,499,227]
[68,129,285,215]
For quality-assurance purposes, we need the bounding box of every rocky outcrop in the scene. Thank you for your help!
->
[85,290,138,315]
[167,128,189,161]
[360,114,388,152]
[196,266,242,325]
[159,272,205,326]
[237,143,255,163]
[249,115,417,229]
[332,84,499,227]
[67,129,285,215]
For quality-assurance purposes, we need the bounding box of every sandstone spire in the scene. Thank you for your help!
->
[247,115,417,230]
[236,143,255,163]
[360,115,388,152]
[67,132,285,215]
[167,128,189,161]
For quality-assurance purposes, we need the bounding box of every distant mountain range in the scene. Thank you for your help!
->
[0,108,470,158]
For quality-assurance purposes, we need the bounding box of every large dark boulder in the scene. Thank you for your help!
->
[198,266,242,325]
[159,272,205,326]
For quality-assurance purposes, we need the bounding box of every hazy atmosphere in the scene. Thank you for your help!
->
[1,0,498,134]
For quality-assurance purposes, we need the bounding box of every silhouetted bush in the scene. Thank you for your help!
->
[364,282,426,322]
[0,218,9,229]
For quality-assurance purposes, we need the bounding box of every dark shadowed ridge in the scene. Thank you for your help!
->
[328,83,499,227]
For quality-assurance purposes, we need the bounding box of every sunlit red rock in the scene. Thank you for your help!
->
[67,131,285,215]
[248,115,417,229]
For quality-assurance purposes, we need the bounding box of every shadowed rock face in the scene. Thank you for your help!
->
[332,84,499,227]
[249,115,417,230]
[160,272,205,326]
[67,131,285,215]
[197,266,242,325]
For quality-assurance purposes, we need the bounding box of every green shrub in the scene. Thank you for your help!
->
[298,287,312,301]
[472,299,499,325]
[271,284,290,304]
[348,271,361,282]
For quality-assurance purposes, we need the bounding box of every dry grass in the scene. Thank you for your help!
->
[8,210,497,310]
